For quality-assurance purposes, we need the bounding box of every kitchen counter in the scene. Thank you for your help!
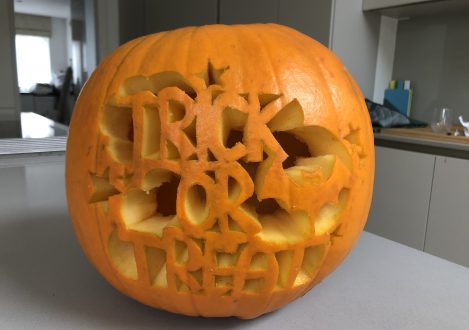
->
[375,127,469,159]
[1,157,469,329]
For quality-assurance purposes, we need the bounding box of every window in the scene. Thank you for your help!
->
[15,34,52,92]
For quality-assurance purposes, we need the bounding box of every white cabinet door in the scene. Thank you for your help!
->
[219,0,333,47]
[144,0,218,34]
[425,156,469,268]
[365,146,435,250]
[219,0,278,24]
[278,0,332,47]
[362,0,433,11]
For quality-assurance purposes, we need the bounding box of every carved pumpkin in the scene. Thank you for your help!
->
[66,23,374,319]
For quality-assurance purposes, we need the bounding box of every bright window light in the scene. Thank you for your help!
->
[15,34,52,92]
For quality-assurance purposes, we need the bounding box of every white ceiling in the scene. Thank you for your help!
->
[14,0,70,19]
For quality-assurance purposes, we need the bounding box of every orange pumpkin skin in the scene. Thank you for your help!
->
[66,24,374,319]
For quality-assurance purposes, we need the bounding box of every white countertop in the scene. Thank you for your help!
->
[1,156,469,329]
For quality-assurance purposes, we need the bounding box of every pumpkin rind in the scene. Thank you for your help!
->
[66,23,374,319]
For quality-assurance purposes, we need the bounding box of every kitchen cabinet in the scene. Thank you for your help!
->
[219,0,333,47]
[144,0,218,35]
[219,0,278,25]
[117,0,378,99]
[363,0,469,18]
[119,0,218,44]
[367,145,469,269]
[363,0,432,11]
[424,156,469,268]
[219,0,378,98]
[277,0,332,47]
[365,146,435,250]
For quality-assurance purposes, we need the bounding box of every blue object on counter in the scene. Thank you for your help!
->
[384,80,413,116]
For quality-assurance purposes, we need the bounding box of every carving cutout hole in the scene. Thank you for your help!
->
[156,174,180,216]
[187,153,198,161]
[227,216,243,232]
[208,220,221,233]
[290,126,352,171]
[238,93,249,102]
[121,189,157,226]
[189,269,203,286]
[217,252,237,268]
[215,275,233,288]
[216,244,245,268]
[249,253,268,270]
[222,107,247,149]
[345,128,361,145]
[272,131,311,169]
[256,198,282,215]
[285,155,336,186]
[256,210,311,244]
[146,246,167,287]
[207,149,217,162]
[211,89,224,103]
[108,139,133,164]
[143,106,161,158]
[101,105,133,141]
[228,176,242,201]
[184,184,209,225]
[225,130,244,149]
[142,168,173,191]
[89,172,119,203]
[238,159,260,184]
[267,99,304,131]
[259,93,281,108]
[205,170,216,182]
[302,245,325,276]
[191,238,205,254]
[241,195,283,217]
[243,278,264,293]
[123,183,181,237]
[176,275,189,292]
[202,62,227,87]
[108,228,137,280]
[165,140,180,160]
[175,240,188,264]
[168,100,186,122]
[276,250,294,288]
[149,71,197,99]
[294,244,326,286]
[315,188,349,235]
[121,72,196,99]
[120,76,152,95]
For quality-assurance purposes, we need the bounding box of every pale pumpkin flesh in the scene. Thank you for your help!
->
[66,24,374,319]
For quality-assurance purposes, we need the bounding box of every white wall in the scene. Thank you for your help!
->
[330,0,380,99]
[373,16,398,103]
[84,0,97,77]
[50,17,69,84]
[0,0,20,121]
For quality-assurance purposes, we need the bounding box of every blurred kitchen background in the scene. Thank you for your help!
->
[1,0,469,268]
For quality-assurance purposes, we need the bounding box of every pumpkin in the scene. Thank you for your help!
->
[66,23,374,319]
